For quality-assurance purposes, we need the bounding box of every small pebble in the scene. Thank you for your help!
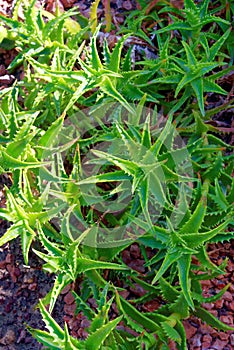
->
[203,334,212,342]
[215,299,224,308]
[80,318,90,329]
[28,283,37,291]
[123,1,132,10]
[119,290,130,299]
[183,320,197,339]
[61,284,71,295]
[130,243,141,259]
[220,315,233,325]
[218,332,229,341]
[0,64,7,75]
[223,291,232,301]
[5,254,12,264]
[202,302,214,310]
[64,291,75,305]
[61,0,76,9]
[230,334,234,346]
[64,303,76,316]
[0,329,16,345]
[211,338,228,349]
[229,300,234,311]
[191,333,202,347]
[209,309,218,317]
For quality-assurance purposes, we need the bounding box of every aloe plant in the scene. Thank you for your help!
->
[155,0,230,39]
[0,1,233,349]
[0,0,84,68]
[138,30,231,116]
[28,296,122,350]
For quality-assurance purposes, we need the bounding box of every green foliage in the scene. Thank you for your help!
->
[156,0,230,39]
[0,1,233,349]
[28,297,122,349]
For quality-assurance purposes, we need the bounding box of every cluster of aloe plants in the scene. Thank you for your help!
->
[0,0,233,349]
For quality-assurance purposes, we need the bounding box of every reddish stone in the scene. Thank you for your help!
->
[202,302,214,310]
[123,1,132,10]
[201,279,212,287]
[80,318,90,329]
[63,315,70,323]
[202,334,212,343]
[229,300,234,311]
[76,312,84,320]
[167,340,177,350]
[0,329,16,345]
[13,267,20,277]
[88,298,97,309]
[210,242,218,250]
[0,261,6,269]
[223,291,232,301]
[210,328,219,337]
[215,299,224,308]
[191,333,201,347]
[183,320,197,339]
[119,290,130,299]
[122,250,131,264]
[202,334,212,342]
[202,341,211,349]
[220,315,233,325]
[77,328,88,339]
[128,259,145,273]
[6,265,18,283]
[230,334,234,346]
[28,283,37,291]
[0,64,7,76]
[228,242,233,248]
[61,0,76,9]
[209,310,218,317]
[64,303,76,316]
[46,0,64,13]
[71,329,78,338]
[217,257,224,265]
[200,323,213,334]
[115,15,124,24]
[143,299,160,312]
[211,338,228,349]
[70,320,80,332]
[111,302,118,314]
[5,254,13,264]
[215,281,226,289]
[64,292,75,305]
[66,317,73,329]
[217,273,225,279]
[130,244,141,259]
[227,261,234,272]
[61,284,71,295]
[129,283,146,297]
[218,332,229,341]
